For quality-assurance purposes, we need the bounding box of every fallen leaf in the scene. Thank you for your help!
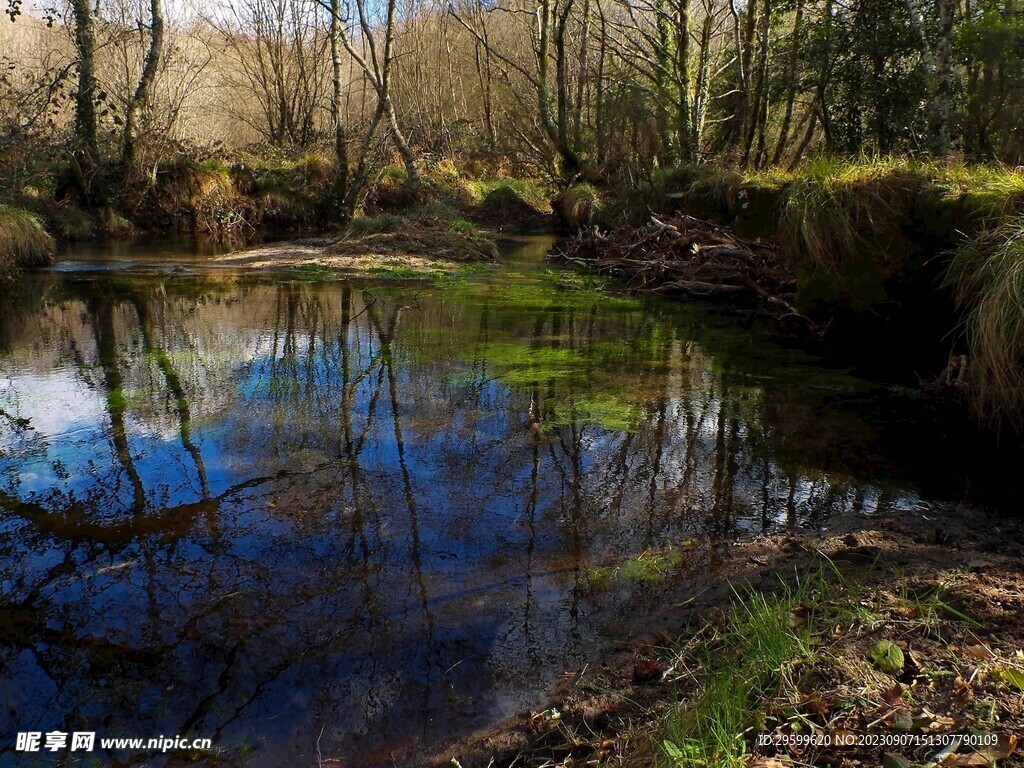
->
[891,709,913,732]
[883,753,912,768]
[953,675,974,705]
[964,644,995,661]
[883,682,904,705]
[944,753,991,767]
[913,710,955,732]
[945,737,1017,767]
[1002,666,1024,691]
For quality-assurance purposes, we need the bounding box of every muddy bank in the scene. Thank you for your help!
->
[423,505,1024,768]
[208,213,503,275]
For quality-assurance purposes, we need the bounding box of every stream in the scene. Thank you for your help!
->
[0,235,998,766]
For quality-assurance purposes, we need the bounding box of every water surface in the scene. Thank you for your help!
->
[0,237,952,766]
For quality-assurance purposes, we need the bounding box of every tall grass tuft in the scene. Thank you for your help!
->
[0,204,55,274]
[947,219,1024,425]
[778,155,921,271]
[562,182,603,229]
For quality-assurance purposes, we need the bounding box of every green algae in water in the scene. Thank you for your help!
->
[546,394,643,433]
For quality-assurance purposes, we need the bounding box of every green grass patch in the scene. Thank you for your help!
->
[346,213,407,236]
[588,549,685,590]
[562,182,603,229]
[659,568,835,767]
[366,264,422,280]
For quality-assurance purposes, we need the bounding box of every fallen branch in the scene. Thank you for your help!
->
[554,213,820,335]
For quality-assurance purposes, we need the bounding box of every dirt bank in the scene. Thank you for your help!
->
[210,223,500,275]
[210,237,482,275]
[421,504,1024,768]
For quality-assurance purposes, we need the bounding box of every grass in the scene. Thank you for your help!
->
[562,182,603,229]
[333,203,499,262]
[346,212,407,236]
[777,155,921,273]
[659,571,823,767]
[588,549,685,590]
[946,217,1024,425]
[0,204,55,275]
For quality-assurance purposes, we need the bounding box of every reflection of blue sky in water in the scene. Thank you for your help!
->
[0,241,928,766]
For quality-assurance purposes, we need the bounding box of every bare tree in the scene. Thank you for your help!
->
[121,0,165,175]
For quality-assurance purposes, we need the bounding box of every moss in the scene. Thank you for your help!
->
[474,341,586,385]
[366,264,421,279]
[0,205,56,275]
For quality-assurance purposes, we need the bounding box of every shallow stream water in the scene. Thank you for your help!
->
[0,236,986,766]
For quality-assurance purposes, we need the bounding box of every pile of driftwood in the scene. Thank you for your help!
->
[557,214,817,332]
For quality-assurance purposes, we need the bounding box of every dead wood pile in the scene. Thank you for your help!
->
[557,214,817,331]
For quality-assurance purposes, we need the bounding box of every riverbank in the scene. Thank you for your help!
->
[0,151,553,280]
[560,159,1024,431]
[427,504,1024,768]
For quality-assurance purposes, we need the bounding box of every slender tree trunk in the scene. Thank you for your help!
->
[692,6,714,151]
[674,0,695,163]
[654,0,678,162]
[122,0,165,177]
[729,0,757,154]
[343,101,385,217]
[930,0,955,156]
[383,94,421,198]
[771,0,803,165]
[741,0,770,167]
[329,0,349,212]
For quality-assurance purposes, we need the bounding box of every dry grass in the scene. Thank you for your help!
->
[947,218,1024,425]
[0,204,55,275]
[777,156,923,272]
[562,182,603,229]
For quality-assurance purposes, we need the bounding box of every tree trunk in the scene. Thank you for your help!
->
[71,0,99,171]
[674,0,695,163]
[741,0,770,167]
[329,0,349,212]
[771,0,804,165]
[384,94,421,199]
[122,0,165,177]
[929,0,955,156]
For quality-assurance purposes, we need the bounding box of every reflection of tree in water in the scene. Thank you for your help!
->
[0,274,920,766]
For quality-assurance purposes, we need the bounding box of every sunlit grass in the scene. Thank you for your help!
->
[588,549,685,590]
[0,204,55,274]
[947,217,1024,425]
[659,569,831,767]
